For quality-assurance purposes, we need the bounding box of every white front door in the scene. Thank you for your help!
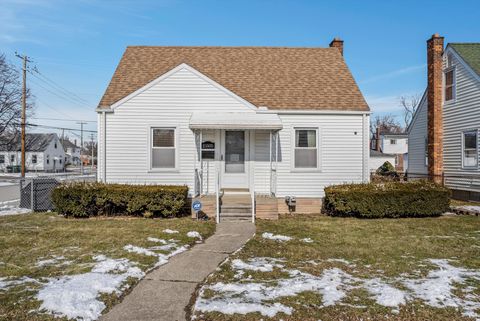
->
[221,130,249,189]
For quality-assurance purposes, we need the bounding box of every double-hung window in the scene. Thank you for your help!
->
[10,155,15,163]
[0,155,4,164]
[152,128,176,169]
[444,68,455,102]
[32,154,37,164]
[294,129,318,169]
[463,130,478,168]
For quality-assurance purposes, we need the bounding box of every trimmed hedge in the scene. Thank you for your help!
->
[52,183,188,218]
[324,181,451,218]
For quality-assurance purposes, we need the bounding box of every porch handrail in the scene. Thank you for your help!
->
[215,163,220,223]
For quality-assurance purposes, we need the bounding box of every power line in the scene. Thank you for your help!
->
[32,117,96,123]
[26,122,97,133]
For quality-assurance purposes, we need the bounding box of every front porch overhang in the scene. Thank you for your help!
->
[189,112,283,130]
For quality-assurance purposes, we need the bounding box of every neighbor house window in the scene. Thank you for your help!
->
[10,155,15,163]
[32,154,37,164]
[294,129,317,168]
[0,155,4,164]
[463,130,478,168]
[152,128,176,168]
[445,68,455,102]
[390,139,397,145]
[46,155,50,164]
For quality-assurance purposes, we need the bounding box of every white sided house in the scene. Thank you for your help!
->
[408,35,480,200]
[0,133,65,172]
[97,41,370,221]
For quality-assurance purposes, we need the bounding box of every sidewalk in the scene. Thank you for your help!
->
[101,221,256,321]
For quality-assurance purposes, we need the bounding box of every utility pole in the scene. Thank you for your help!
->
[15,53,31,178]
[77,122,87,175]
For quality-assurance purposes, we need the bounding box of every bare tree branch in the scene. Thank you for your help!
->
[400,94,421,129]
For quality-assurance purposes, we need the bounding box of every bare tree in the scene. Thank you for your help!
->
[370,114,403,138]
[0,54,34,147]
[400,94,421,129]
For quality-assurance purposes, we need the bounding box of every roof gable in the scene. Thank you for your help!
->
[0,133,57,152]
[99,46,369,111]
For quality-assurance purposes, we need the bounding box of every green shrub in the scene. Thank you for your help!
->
[324,181,451,218]
[52,183,188,218]
[376,161,398,178]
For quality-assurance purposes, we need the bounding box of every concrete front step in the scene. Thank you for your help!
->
[221,216,252,222]
[221,206,252,214]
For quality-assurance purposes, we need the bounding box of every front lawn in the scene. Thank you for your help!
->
[193,215,480,321]
[0,213,215,321]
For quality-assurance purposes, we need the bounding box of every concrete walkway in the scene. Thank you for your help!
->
[101,222,255,321]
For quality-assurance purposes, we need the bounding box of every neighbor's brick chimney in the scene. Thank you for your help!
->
[426,33,444,183]
[329,37,344,56]
[375,127,381,151]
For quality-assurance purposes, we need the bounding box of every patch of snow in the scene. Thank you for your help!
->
[37,256,144,321]
[261,232,292,242]
[123,245,157,256]
[327,258,351,265]
[403,259,480,319]
[231,258,284,273]
[0,276,40,291]
[163,229,179,234]
[187,231,202,239]
[455,205,480,213]
[147,237,167,244]
[0,181,16,186]
[300,237,314,243]
[35,255,71,268]
[365,279,407,307]
[0,200,30,217]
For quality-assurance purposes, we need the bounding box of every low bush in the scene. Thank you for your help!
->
[52,183,189,218]
[376,161,399,178]
[324,181,451,218]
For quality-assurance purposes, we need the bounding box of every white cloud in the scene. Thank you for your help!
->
[360,64,426,85]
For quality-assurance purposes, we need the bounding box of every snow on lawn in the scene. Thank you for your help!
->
[187,231,202,240]
[36,237,194,321]
[37,255,144,321]
[261,232,292,242]
[0,276,41,291]
[0,199,30,217]
[194,257,480,319]
[36,255,72,267]
[163,229,179,234]
[300,237,314,243]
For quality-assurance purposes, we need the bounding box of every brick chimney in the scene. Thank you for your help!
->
[329,37,344,56]
[426,33,444,183]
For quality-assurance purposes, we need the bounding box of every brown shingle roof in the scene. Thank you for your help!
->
[98,46,369,111]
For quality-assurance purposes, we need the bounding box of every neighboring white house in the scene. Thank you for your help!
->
[96,40,371,220]
[61,139,81,166]
[372,131,408,172]
[408,35,480,200]
[369,150,396,173]
[0,133,65,172]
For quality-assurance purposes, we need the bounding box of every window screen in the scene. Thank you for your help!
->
[294,129,317,168]
[152,128,175,168]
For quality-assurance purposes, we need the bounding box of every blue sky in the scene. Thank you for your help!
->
[1,0,479,139]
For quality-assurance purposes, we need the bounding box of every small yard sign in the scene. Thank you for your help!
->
[192,200,202,212]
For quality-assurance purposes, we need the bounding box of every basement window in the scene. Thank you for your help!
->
[444,68,455,102]
[294,129,318,169]
[463,130,478,168]
[151,128,176,169]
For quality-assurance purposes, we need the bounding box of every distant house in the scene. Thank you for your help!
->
[372,130,408,172]
[61,139,81,165]
[408,34,480,200]
[96,39,371,220]
[369,150,396,173]
[0,133,66,172]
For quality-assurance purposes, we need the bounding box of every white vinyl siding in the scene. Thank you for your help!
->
[97,65,369,197]
[407,92,429,178]
[98,66,255,191]
[443,49,480,191]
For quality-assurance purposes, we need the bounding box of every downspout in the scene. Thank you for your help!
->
[96,108,113,183]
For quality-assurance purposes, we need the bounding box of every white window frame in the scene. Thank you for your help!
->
[10,154,15,163]
[461,129,478,169]
[291,127,321,172]
[148,126,178,172]
[0,155,4,164]
[32,154,37,164]
[390,139,397,145]
[444,66,456,103]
